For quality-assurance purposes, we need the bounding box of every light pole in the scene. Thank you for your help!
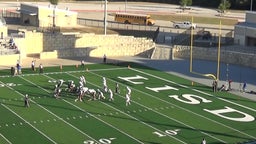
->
[217,20,221,81]
[250,0,253,11]
[104,0,107,35]
[125,0,127,12]
[53,5,56,28]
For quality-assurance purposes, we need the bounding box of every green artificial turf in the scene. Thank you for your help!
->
[0,63,255,144]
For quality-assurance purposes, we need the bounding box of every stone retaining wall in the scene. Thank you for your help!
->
[2,30,155,65]
[172,45,256,68]
[39,32,155,57]
[0,26,7,39]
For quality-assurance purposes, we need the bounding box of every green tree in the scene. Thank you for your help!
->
[218,0,231,14]
[180,0,192,8]
[49,0,59,5]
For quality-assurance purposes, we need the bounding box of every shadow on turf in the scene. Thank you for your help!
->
[214,93,256,104]
[174,82,256,104]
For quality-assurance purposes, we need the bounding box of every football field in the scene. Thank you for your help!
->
[0,63,255,144]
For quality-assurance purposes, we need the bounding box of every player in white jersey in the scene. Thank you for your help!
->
[87,88,97,101]
[102,77,108,92]
[80,76,86,86]
[126,86,131,97]
[79,80,84,88]
[108,88,114,101]
[57,79,64,88]
[54,85,62,99]
[97,89,105,100]
[125,94,131,106]
[79,76,83,82]
[82,87,88,93]
[75,87,88,102]
[201,138,206,144]
[103,77,106,84]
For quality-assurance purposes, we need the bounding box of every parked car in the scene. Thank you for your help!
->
[201,31,212,40]
[173,21,197,29]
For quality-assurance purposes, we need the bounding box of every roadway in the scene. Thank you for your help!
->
[0,1,242,34]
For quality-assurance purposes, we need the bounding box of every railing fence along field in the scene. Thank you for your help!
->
[77,18,160,32]
[2,11,255,56]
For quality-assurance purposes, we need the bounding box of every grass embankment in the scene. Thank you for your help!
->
[151,14,238,25]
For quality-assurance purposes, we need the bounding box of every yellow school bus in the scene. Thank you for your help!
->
[114,12,155,26]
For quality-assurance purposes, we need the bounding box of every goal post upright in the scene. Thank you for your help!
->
[190,16,194,73]
[189,18,222,81]
[217,20,222,81]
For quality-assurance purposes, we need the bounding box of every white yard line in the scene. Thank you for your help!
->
[43,74,144,144]
[18,76,100,143]
[22,75,143,144]
[128,68,256,139]
[0,133,12,144]
[101,101,188,144]
[4,66,255,141]
[0,80,56,144]
[0,67,127,78]
[66,72,188,144]
[87,71,226,143]
[193,88,256,112]
[1,104,57,144]
[63,99,144,144]
[131,68,256,112]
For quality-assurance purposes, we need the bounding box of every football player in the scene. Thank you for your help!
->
[87,88,97,101]
[102,77,108,92]
[109,88,114,101]
[97,89,105,100]
[126,93,131,106]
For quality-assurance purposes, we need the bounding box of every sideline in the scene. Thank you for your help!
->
[0,67,127,78]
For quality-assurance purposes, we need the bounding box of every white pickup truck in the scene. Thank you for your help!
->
[173,21,197,29]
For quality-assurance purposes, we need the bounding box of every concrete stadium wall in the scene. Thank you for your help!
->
[38,6,77,27]
[43,34,155,57]
[57,48,90,58]
[0,26,7,38]
[20,3,77,28]
[41,32,155,58]
[172,45,256,68]
[0,54,20,67]
[14,30,44,55]
[4,30,155,64]
[39,50,57,59]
